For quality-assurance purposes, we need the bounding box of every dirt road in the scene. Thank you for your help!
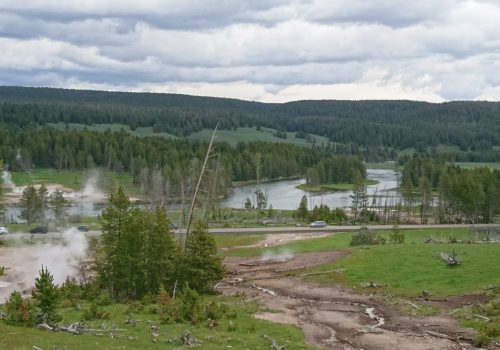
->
[218,250,492,350]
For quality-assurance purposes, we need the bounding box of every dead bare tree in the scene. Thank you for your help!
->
[183,123,218,249]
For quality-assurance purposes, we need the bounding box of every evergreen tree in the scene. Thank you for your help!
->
[32,266,61,323]
[5,290,36,326]
[20,185,39,225]
[143,208,179,294]
[178,221,224,293]
[50,189,67,224]
[98,186,132,298]
[295,195,308,221]
[37,184,49,223]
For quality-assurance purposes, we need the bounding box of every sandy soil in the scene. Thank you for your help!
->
[219,249,496,350]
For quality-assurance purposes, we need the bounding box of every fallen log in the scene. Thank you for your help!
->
[263,334,285,350]
[301,269,344,277]
[473,314,490,322]
[424,330,455,340]
[405,301,421,310]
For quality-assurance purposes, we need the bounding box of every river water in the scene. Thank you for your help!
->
[220,169,401,210]
[4,169,401,221]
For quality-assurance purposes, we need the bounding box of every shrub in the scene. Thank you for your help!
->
[388,225,405,244]
[4,291,36,327]
[350,226,385,246]
[82,303,112,321]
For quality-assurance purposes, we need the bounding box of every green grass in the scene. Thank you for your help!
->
[307,243,500,297]
[187,127,330,148]
[364,162,399,170]
[9,168,140,194]
[214,234,265,249]
[296,179,378,192]
[227,228,500,297]
[47,122,177,139]
[0,296,317,350]
[456,162,500,170]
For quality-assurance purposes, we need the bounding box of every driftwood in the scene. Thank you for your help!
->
[424,330,455,340]
[300,269,344,277]
[405,301,421,310]
[473,314,490,322]
[439,251,461,265]
[263,334,285,350]
[360,281,388,288]
[180,332,201,346]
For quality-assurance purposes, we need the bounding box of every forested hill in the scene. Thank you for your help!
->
[1,86,500,159]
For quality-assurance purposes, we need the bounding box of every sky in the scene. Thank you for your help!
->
[1,0,500,102]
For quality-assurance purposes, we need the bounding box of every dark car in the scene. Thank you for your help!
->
[78,225,89,232]
[30,226,48,234]
[169,223,179,230]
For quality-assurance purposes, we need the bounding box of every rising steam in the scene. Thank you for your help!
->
[261,249,294,263]
[0,228,88,303]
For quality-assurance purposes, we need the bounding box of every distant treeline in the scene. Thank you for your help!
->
[401,155,500,223]
[0,125,339,184]
[306,155,366,185]
[1,86,500,160]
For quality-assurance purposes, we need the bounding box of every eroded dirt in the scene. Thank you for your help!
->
[219,250,494,350]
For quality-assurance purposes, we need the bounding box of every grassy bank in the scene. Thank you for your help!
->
[9,168,140,194]
[227,228,500,297]
[0,295,316,350]
[296,179,378,192]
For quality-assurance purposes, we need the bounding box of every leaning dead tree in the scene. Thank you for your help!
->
[440,250,461,265]
[183,123,218,249]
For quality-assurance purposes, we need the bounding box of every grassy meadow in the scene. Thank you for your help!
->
[0,296,317,350]
[227,228,500,297]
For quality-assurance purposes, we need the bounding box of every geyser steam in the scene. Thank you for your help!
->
[0,228,89,303]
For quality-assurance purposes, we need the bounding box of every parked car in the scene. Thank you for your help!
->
[30,226,48,234]
[309,220,327,228]
[0,226,8,235]
[78,225,89,232]
[169,223,179,230]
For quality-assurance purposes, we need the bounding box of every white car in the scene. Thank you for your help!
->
[309,221,327,228]
[0,226,8,235]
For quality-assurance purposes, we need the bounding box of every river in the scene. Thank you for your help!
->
[220,169,401,210]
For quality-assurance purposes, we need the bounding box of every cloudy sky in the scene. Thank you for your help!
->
[1,0,500,102]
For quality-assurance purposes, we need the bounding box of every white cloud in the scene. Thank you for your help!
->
[0,0,499,101]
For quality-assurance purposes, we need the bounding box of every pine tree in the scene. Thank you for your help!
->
[50,189,67,224]
[98,186,132,298]
[178,221,224,293]
[20,185,39,225]
[32,266,61,323]
[295,195,308,221]
[143,208,179,294]
[5,290,36,326]
[37,184,49,222]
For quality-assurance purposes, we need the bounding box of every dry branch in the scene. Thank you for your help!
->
[263,334,285,350]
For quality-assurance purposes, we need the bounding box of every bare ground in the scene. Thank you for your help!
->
[219,250,497,350]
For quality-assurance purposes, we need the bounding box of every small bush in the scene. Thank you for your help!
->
[388,225,405,244]
[82,303,112,321]
[350,227,385,246]
[4,291,36,327]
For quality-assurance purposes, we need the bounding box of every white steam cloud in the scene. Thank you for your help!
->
[0,228,89,303]
[2,170,24,193]
[261,249,294,263]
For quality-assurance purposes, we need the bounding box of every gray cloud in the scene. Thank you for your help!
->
[0,0,499,101]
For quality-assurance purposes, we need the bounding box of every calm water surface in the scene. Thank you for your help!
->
[221,169,401,210]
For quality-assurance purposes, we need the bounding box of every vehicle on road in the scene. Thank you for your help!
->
[30,226,48,234]
[78,225,89,232]
[309,220,327,228]
[169,223,179,230]
[0,226,8,235]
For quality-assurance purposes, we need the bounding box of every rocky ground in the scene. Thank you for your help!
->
[219,247,497,350]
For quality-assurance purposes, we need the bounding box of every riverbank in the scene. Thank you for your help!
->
[296,179,378,193]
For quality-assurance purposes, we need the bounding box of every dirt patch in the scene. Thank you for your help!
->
[219,250,482,350]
